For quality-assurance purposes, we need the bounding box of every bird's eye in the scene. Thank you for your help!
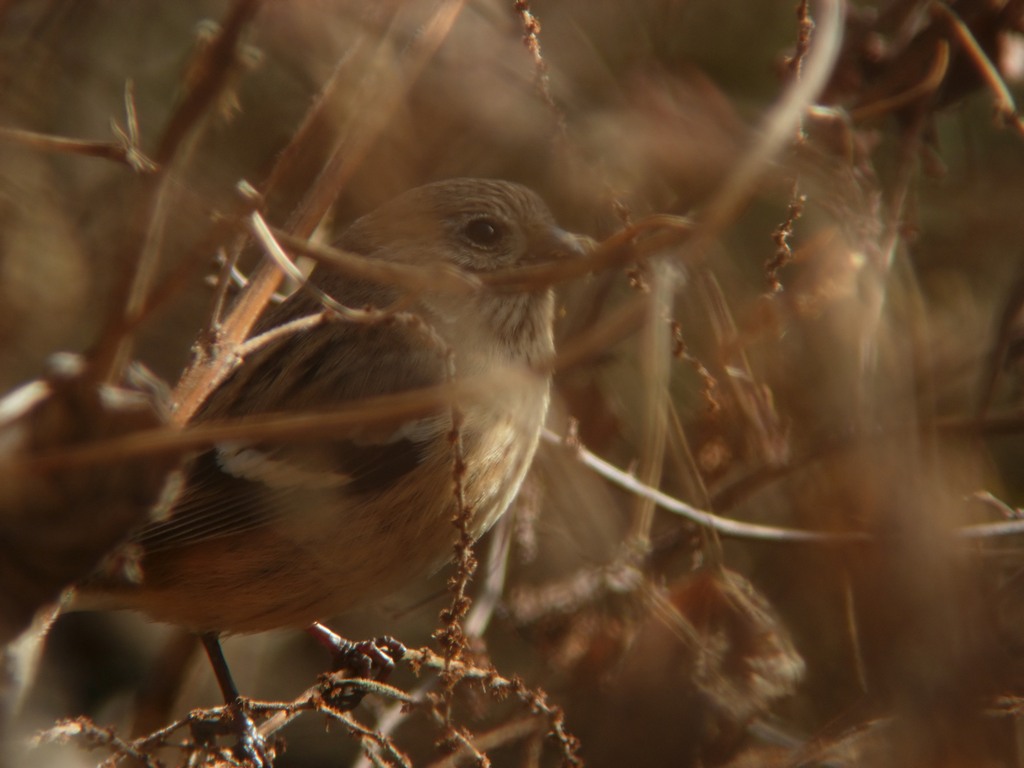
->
[462,217,505,248]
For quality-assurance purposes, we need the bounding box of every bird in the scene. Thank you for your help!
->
[77,178,584,637]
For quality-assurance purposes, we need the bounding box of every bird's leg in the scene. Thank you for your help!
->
[306,622,407,709]
[196,632,272,768]
[200,632,243,702]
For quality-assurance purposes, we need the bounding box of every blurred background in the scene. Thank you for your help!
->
[3,0,1024,766]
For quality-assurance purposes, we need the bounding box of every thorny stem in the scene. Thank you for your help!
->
[353,517,515,768]
[787,0,815,81]
[670,321,720,414]
[153,0,264,165]
[32,718,162,768]
[173,1,466,426]
[0,124,155,171]
[97,0,266,387]
[513,0,568,145]
[765,186,806,293]
[317,708,412,768]
[37,642,583,767]
[434,346,476,726]
[425,717,542,768]
[406,648,582,767]
[765,1,812,293]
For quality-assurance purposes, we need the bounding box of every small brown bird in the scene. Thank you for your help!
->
[79,178,582,635]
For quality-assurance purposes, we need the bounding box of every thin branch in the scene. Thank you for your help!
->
[544,427,1024,544]
[931,0,1024,136]
[153,0,265,164]
[270,227,482,295]
[542,428,867,543]
[627,259,675,550]
[404,649,581,766]
[32,718,163,768]
[0,124,155,171]
[94,0,266,386]
[19,366,538,472]
[249,210,416,321]
[170,0,467,425]
[266,212,692,297]
[482,214,693,291]
[848,39,950,121]
[425,717,542,768]
[512,1,568,145]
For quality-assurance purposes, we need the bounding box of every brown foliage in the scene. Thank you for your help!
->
[4,1,1024,766]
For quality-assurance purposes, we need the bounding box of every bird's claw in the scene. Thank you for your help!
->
[330,635,407,679]
[309,625,407,709]
[189,699,275,767]
[231,705,272,768]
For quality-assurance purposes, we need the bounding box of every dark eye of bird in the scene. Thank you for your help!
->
[462,217,504,248]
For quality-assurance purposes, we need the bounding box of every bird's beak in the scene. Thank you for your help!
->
[539,227,596,263]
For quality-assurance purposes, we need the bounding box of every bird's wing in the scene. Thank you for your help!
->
[134,294,451,552]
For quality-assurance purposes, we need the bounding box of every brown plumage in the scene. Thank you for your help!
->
[78,178,582,633]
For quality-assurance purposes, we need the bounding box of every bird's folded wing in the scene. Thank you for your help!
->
[134,307,451,552]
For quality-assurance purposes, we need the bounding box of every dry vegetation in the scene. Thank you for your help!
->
[3,0,1024,766]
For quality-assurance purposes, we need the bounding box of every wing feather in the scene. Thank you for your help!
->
[134,275,449,553]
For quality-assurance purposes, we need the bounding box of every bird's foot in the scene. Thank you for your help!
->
[190,699,275,768]
[307,623,407,709]
[330,635,407,679]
